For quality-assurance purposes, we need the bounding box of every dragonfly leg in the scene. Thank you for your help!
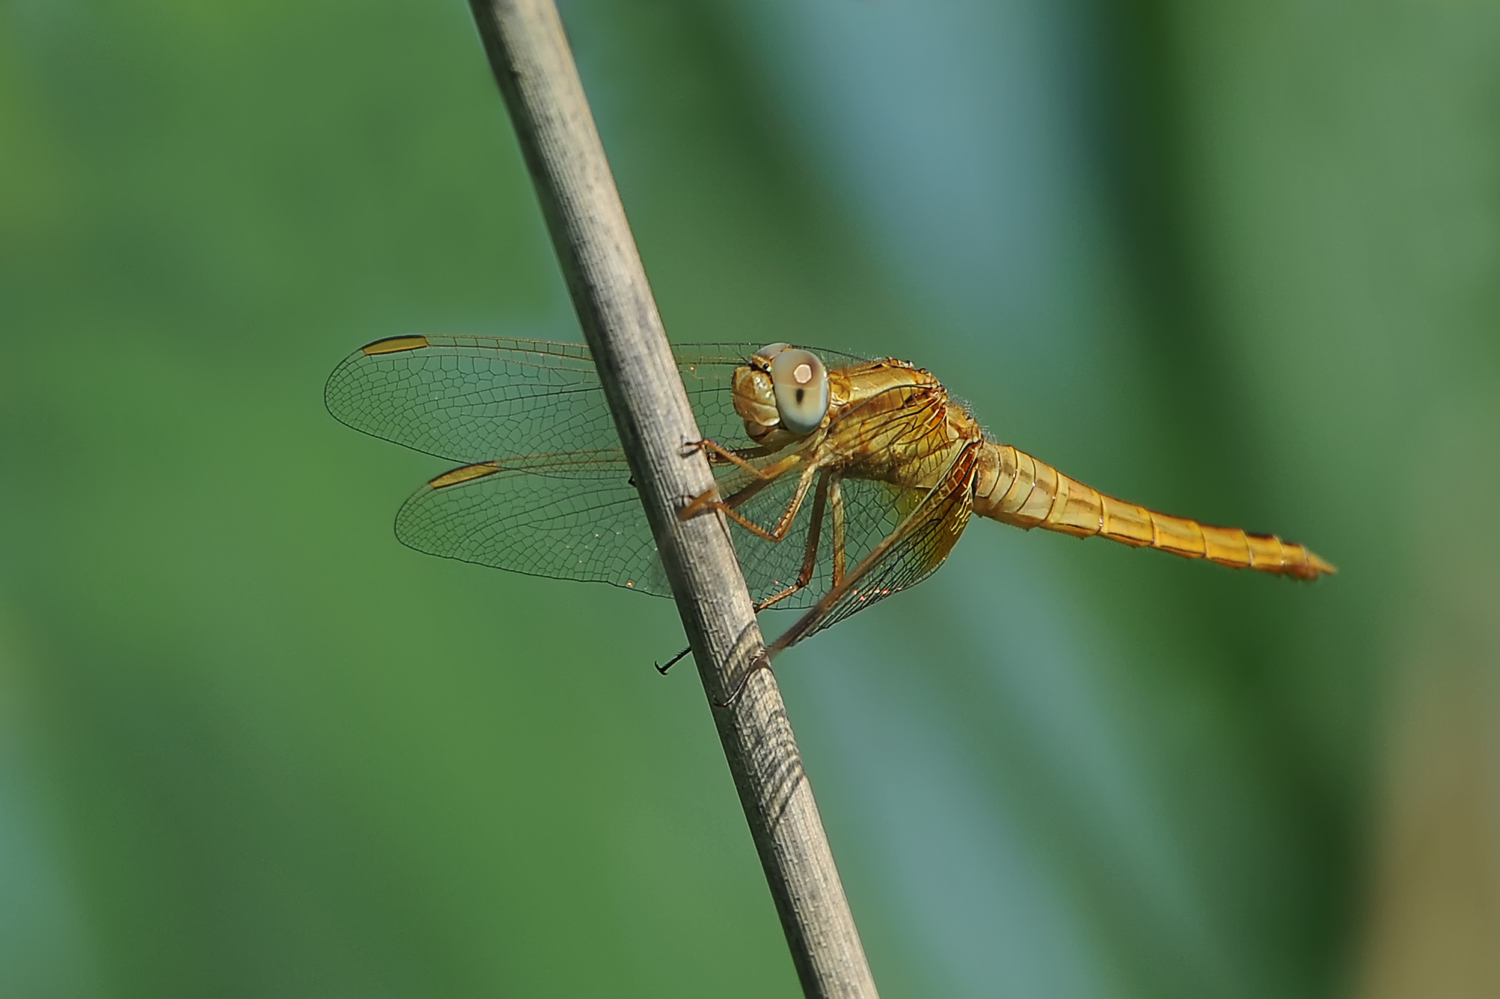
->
[754,470,833,612]
[679,452,804,522]
[764,462,824,540]
[755,587,802,612]
[829,474,846,585]
[709,460,822,543]
[688,438,788,479]
[767,445,978,657]
[655,645,692,675]
[711,650,774,711]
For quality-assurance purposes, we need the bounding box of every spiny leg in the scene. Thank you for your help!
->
[681,469,775,524]
[738,460,823,543]
[688,438,788,479]
[768,448,977,657]
[661,481,821,670]
[691,458,824,545]
[754,470,833,612]
[829,474,846,586]
[681,462,800,540]
[654,645,691,675]
[679,452,804,522]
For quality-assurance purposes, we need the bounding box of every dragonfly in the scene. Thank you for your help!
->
[326,336,1334,658]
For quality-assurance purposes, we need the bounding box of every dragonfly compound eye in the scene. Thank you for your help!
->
[769,347,829,436]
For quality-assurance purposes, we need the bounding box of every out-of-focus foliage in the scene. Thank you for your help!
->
[1,1,1495,997]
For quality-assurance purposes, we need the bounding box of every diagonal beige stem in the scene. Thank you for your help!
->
[464,2,878,995]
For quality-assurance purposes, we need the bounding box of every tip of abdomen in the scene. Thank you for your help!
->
[1305,551,1337,578]
[1279,546,1336,580]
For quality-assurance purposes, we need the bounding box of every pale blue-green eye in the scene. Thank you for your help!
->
[769,348,829,436]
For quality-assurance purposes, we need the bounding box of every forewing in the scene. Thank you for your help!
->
[325,335,867,464]
[394,452,670,595]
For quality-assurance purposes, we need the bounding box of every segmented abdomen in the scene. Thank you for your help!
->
[971,443,1334,580]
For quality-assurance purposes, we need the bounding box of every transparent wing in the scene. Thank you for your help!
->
[329,332,909,612]
[393,452,672,596]
[324,334,867,463]
[769,447,978,651]
[396,447,936,603]
[392,451,917,607]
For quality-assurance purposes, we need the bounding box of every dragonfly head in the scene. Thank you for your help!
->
[733,343,831,446]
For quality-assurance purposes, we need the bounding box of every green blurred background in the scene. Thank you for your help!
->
[2,1,1496,996]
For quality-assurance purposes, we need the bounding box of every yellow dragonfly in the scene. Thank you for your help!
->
[326,337,1333,656]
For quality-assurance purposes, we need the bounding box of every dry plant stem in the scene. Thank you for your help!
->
[465,2,878,996]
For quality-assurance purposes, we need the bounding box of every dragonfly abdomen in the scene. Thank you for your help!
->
[971,443,1334,580]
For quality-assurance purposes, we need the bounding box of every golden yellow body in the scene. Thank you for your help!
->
[688,350,1332,652]
[326,334,1332,656]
